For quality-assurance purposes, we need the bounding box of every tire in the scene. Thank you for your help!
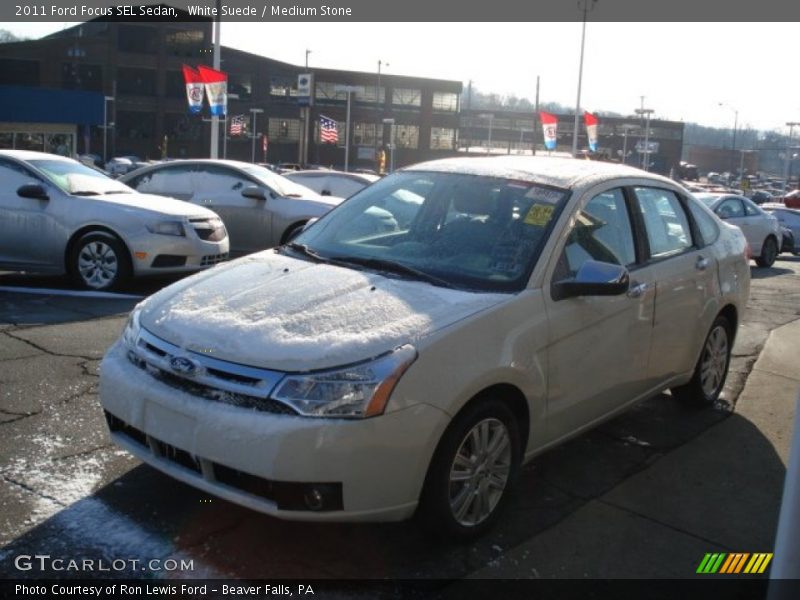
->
[755,237,777,268]
[671,316,732,405]
[69,231,131,291]
[417,398,521,541]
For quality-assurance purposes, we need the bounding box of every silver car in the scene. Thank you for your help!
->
[284,169,379,198]
[101,157,749,538]
[762,203,800,255]
[122,160,341,256]
[695,193,781,267]
[0,150,229,291]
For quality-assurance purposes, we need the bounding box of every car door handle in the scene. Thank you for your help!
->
[627,282,650,298]
[696,257,709,271]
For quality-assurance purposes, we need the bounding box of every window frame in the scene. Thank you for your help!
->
[628,186,702,264]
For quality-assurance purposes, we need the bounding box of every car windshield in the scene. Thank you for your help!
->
[30,159,133,196]
[239,164,320,198]
[289,170,569,292]
[694,194,718,207]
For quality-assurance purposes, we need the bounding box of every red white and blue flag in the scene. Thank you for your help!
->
[229,115,246,136]
[320,115,338,144]
[197,65,227,117]
[540,111,558,150]
[182,65,204,114]
[584,111,599,152]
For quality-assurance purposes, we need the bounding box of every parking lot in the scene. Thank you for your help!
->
[0,256,799,581]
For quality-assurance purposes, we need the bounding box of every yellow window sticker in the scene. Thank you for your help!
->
[523,203,555,226]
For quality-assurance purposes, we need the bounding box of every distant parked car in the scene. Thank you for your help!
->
[0,150,229,290]
[121,159,341,256]
[695,193,781,267]
[763,203,800,255]
[782,190,800,209]
[284,170,379,198]
[748,190,773,205]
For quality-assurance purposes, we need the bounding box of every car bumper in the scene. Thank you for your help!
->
[127,232,230,276]
[99,341,449,522]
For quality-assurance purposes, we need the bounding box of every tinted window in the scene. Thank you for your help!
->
[686,198,720,246]
[716,198,744,219]
[634,187,693,257]
[743,198,761,216]
[557,188,636,279]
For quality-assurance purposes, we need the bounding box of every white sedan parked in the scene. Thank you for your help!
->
[694,193,781,267]
[283,169,379,198]
[101,157,749,538]
[0,150,229,290]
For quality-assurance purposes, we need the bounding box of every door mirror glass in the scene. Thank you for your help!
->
[552,260,630,300]
[17,183,49,200]
[241,185,267,201]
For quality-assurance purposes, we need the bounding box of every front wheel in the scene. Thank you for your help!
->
[417,398,521,540]
[671,316,732,405]
[69,231,131,291]
[755,237,777,268]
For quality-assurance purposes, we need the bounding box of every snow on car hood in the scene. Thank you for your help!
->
[140,252,509,372]
[93,192,217,219]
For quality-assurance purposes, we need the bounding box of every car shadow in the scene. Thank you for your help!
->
[750,265,794,279]
[0,394,786,580]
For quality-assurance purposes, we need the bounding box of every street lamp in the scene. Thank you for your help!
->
[635,107,654,171]
[249,108,263,163]
[382,118,395,172]
[375,60,389,160]
[571,0,597,156]
[783,121,800,192]
[305,49,311,69]
[102,95,114,163]
[619,123,637,166]
[718,102,739,174]
[335,85,359,172]
[479,113,494,155]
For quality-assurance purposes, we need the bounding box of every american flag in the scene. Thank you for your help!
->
[229,114,246,136]
[320,115,339,144]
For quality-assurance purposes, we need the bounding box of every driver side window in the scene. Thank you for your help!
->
[555,188,636,280]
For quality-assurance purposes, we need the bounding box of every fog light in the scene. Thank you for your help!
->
[304,487,325,511]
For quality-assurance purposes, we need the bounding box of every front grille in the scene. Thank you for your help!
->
[105,411,343,511]
[128,329,293,415]
[201,253,229,266]
[190,218,227,242]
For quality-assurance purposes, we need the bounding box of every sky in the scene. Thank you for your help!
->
[6,21,800,134]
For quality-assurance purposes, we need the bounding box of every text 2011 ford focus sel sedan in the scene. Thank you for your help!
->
[100,156,750,539]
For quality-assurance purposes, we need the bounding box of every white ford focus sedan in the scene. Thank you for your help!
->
[100,156,750,539]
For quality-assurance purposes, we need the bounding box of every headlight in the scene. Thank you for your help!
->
[146,221,185,236]
[272,345,417,418]
[122,305,143,349]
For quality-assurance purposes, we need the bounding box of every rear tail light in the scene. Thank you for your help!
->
[744,242,752,260]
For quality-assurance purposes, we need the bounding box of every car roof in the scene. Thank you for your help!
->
[287,170,378,182]
[403,156,671,190]
[0,149,75,162]
[762,203,799,212]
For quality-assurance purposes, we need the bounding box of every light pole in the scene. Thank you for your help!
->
[375,60,388,162]
[718,102,739,174]
[783,121,800,192]
[249,108,263,163]
[209,0,222,159]
[336,85,358,172]
[635,107,654,171]
[479,113,494,155]
[571,0,597,156]
[102,95,114,163]
[619,124,636,165]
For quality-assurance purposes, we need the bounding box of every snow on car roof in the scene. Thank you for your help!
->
[0,149,75,162]
[404,155,669,190]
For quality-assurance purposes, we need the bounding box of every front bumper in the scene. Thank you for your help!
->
[99,341,449,522]
[127,230,230,276]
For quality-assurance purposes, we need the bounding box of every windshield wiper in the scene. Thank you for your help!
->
[285,242,329,263]
[102,190,132,195]
[332,256,455,288]
[71,191,100,196]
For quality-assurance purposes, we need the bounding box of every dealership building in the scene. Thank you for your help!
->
[0,18,461,169]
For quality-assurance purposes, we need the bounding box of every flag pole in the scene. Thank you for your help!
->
[210,0,222,159]
[223,115,228,159]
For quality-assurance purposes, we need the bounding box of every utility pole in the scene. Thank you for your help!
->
[533,75,539,155]
[571,0,596,156]
[783,122,799,192]
[635,107,654,171]
[209,0,222,159]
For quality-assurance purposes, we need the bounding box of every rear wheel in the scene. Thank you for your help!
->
[417,398,521,540]
[671,316,732,405]
[69,231,131,291]
[755,237,777,267]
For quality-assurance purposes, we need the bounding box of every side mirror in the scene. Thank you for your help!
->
[552,260,630,301]
[17,183,49,201]
[241,185,267,201]
[321,190,332,196]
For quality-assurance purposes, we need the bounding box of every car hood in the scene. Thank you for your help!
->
[139,251,509,372]
[90,192,217,219]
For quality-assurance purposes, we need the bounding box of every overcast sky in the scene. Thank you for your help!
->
[7,21,799,135]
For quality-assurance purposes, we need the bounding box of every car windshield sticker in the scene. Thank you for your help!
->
[523,203,555,227]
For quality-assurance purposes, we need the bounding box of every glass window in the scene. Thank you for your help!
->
[0,59,40,86]
[0,133,13,149]
[14,133,44,152]
[27,159,131,195]
[229,73,252,100]
[164,113,202,142]
[432,92,458,112]
[165,71,185,98]
[44,133,74,156]
[686,198,720,246]
[395,125,419,149]
[716,198,744,219]
[193,165,255,194]
[61,63,103,92]
[352,123,383,147]
[116,111,155,140]
[268,118,300,142]
[557,189,636,279]
[743,198,761,216]
[431,127,456,150]
[315,81,347,101]
[117,25,158,54]
[0,158,40,187]
[117,68,157,96]
[165,29,205,57]
[634,187,693,257]
[293,171,569,292]
[127,164,196,197]
[270,76,298,98]
[392,88,421,107]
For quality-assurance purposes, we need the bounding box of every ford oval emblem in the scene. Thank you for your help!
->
[169,356,200,377]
